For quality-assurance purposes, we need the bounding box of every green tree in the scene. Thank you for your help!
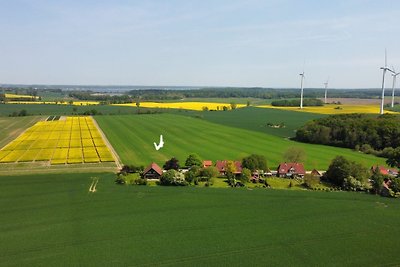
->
[324,156,370,191]
[163,157,180,170]
[242,154,267,171]
[199,166,219,181]
[160,169,177,185]
[225,161,237,186]
[283,147,306,163]
[241,168,251,183]
[185,166,200,184]
[185,154,202,168]
[324,156,352,186]
[386,147,400,168]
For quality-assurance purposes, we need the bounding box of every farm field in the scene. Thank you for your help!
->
[199,106,325,138]
[257,103,399,114]
[7,100,100,105]
[114,101,247,111]
[0,116,114,165]
[0,103,186,116]
[1,172,399,266]
[5,93,39,100]
[0,116,43,148]
[95,114,387,170]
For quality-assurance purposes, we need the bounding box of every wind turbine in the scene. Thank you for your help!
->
[390,68,400,108]
[324,78,329,104]
[380,49,394,114]
[299,71,305,109]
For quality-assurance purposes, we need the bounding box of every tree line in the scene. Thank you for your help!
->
[296,114,400,151]
[271,98,324,107]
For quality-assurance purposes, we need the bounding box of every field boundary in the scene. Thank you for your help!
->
[91,116,122,170]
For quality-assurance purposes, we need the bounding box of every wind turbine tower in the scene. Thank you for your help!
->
[324,79,329,104]
[299,71,305,109]
[380,50,394,114]
[391,69,400,108]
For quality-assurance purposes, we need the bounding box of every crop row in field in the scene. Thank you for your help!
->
[0,116,114,164]
[114,101,246,111]
[256,104,399,114]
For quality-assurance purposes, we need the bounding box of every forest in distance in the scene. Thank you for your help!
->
[1,86,397,102]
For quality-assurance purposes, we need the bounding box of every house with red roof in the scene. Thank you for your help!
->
[203,160,213,168]
[277,162,305,178]
[143,162,163,179]
[371,166,398,177]
[216,160,242,176]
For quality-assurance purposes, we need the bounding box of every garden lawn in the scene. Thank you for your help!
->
[1,172,400,266]
[95,114,387,170]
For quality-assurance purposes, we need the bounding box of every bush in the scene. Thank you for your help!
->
[115,175,126,185]
[133,178,148,185]
[303,175,320,188]
[160,169,187,186]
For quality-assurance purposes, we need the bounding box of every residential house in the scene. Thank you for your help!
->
[215,160,242,176]
[371,166,399,177]
[143,162,163,179]
[277,162,305,178]
[203,160,213,168]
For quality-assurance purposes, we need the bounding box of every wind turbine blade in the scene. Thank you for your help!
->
[385,49,387,68]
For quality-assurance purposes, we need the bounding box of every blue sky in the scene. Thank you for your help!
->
[1,0,399,88]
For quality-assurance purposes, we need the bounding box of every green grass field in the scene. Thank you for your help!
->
[1,172,399,266]
[95,113,387,170]
[199,107,324,138]
[0,103,157,116]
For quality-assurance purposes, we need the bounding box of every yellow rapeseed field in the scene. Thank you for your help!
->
[114,101,246,111]
[256,104,399,114]
[5,93,39,100]
[0,116,114,165]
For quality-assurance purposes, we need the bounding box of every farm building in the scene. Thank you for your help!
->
[371,166,399,177]
[203,160,213,168]
[216,160,242,176]
[143,162,163,179]
[277,162,305,178]
[310,169,323,177]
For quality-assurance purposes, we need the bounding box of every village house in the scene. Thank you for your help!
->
[371,166,399,177]
[142,162,163,179]
[277,162,305,178]
[202,160,213,168]
[215,160,242,176]
[310,169,323,177]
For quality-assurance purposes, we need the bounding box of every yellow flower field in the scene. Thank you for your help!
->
[0,116,114,165]
[256,104,399,115]
[114,101,246,111]
[5,93,39,100]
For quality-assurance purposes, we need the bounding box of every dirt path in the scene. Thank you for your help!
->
[91,116,122,170]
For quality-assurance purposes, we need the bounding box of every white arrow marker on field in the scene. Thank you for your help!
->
[154,135,164,151]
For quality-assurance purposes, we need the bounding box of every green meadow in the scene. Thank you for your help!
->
[1,172,400,266]
[95,113,387,170]
[199,106,324,138]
